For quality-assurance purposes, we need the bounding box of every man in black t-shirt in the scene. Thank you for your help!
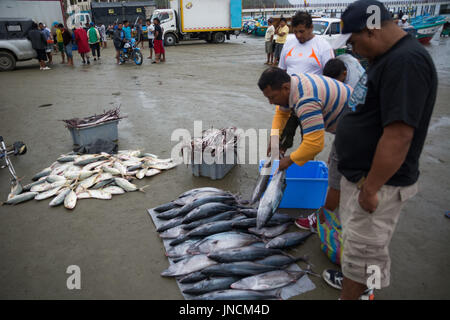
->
[152,17,165,64]
[322,0,437,300]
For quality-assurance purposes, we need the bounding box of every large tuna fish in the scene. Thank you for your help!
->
[230,270,309,291]
[160,254,217,277]
[256,170,286,229]
[265,231,313,249]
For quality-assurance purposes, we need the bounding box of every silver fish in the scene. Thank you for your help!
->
[183,277,240,295]
[32,167,52,181]
[145,168,161,177]
[22,178,46,192]
[195,289,280,300]
[265,231,313,249]
[49,188,71,207]
[230,270,308,291]
[64,190,77,209]
[165,240,200,258]
[248,223,292,238]
[77,190,112,200]
[46,175,67,183]
[7,182,23,200]
[187,232,261,255]
[159,225,188,239]
[114,177,146,192]
[160,254,217,277]
[207,246,285,263]
[34,186,63,200]
[256,170,286,229]
[136,168,147,180]
[3,192,38,205]
[250,158,271,204]
[102,186,125,195]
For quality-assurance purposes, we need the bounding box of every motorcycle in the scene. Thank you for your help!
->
[0,136,27,191]
[120,38,143,65]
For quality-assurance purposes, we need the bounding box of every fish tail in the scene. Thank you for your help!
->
[139,185,150,193]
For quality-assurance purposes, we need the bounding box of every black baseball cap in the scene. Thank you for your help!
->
[333,0,392,49]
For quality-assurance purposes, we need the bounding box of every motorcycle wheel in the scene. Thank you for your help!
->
[134,51,143,65]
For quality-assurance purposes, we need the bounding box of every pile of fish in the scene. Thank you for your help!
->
[3,150,179,209]
[149,187,315,300]
[62,107,125,129]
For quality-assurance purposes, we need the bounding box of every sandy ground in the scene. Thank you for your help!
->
[0,34,449,300]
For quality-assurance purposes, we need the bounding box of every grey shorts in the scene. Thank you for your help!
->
[265,41,273,54]
[328,140,341,190]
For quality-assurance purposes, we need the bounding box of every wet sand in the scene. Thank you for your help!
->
[0,34,449,299]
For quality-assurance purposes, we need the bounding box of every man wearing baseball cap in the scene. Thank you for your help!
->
[322,0,437,299]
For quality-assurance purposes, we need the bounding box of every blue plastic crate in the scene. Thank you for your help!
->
[259,160,328,209]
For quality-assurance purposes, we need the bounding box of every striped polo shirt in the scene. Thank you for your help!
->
[281,73,353,135]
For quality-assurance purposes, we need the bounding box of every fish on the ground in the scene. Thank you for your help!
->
[161,254,218,277]
[49,188,71,207]
[156,216,185,233]
[195,289,280,300]
[230,270,309,291]
[165,240,200,258]
[64,190,77,210]
[187,232,261,255]
[254,254,309,268]
[153,201,180,213]
[207,246,285,263]
[248,223,291,238]
[182,202,236,224]
[159,225,188,239]
[34,186,63,200]
[181,210,236,230]
[178,271,208,284]
[3,192,38,205]
[201,261,281,277]
[265,231,313,249]
[183,277,240,295]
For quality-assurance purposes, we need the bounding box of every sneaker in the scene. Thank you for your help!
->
[295,213,317,232]
[94,57,97,61]
[359,288,375,300]
[42,67,51,70]
[87,60,90,65]
[322,269,343,290]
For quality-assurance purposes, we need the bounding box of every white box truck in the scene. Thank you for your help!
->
[0,0,65,29]
[152,0,242,46]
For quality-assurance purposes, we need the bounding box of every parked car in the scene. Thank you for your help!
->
[0,18,36,71]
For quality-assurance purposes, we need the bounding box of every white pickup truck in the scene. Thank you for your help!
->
[152,0,242,46]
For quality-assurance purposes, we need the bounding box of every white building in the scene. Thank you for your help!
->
[244,0,450,18]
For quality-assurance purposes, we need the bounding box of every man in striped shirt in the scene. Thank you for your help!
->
[258,67,352,172]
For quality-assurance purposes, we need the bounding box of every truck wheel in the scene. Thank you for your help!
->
[0,51,16,71]
[164,33,177,46]
[213,32,225,44]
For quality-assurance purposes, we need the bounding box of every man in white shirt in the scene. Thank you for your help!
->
[397,15,410,28]
[264,18,275,65]
[278,11,335,75]
[146,19,155,60]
